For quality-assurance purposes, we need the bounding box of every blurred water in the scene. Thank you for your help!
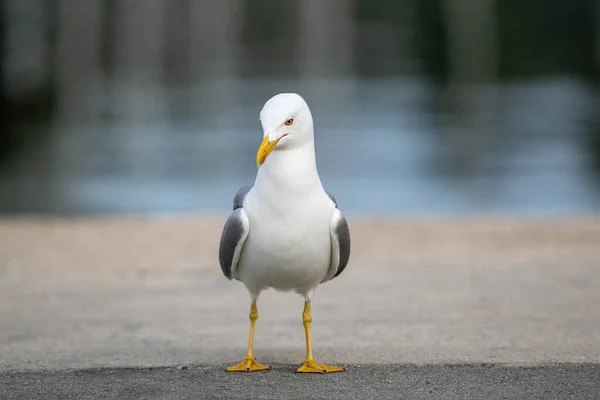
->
[1,77,599,215]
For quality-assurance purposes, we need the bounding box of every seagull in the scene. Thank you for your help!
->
[218,93,351,374]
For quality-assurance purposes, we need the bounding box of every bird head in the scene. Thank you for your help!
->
[256,93,314,168]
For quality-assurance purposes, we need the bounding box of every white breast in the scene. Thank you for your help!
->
[237,185,335,296]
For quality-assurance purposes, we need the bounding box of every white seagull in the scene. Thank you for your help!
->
[218,93,351,374]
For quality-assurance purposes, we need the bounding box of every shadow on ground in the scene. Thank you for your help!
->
[1,364,598,400]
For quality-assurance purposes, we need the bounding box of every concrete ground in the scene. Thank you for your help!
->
[0,216,599,398]
[2,364,599,400]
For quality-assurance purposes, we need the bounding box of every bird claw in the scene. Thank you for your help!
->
[296,360,344,374]
[226,357,271,372]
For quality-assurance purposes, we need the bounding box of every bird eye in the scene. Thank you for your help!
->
[284,118,294,126]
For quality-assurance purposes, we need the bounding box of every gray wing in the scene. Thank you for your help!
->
[324,189,337,207]
[233,183,254,210]
[332,214,351,279]
[322,206,351,283]
[219,185,253,280]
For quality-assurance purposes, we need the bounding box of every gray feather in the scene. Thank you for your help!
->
[325,189,337,207]
[218,208,246,279]
[233,183,254,210]
[332,215,351,279]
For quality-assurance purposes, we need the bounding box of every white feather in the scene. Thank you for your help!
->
[235,93,337,300]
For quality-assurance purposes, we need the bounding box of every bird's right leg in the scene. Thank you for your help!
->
[226,300,271,372]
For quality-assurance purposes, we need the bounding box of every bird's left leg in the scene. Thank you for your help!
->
[296,300,344,373]
[226,300,271,372]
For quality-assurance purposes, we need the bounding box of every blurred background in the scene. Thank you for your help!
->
[1,0,599,216]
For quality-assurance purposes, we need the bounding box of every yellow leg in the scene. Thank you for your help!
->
[226,300,271,372]
[296,301,344,374]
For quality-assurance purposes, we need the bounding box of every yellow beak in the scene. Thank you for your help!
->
[256,135,286,168]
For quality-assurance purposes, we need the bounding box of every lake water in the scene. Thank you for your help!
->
[1,76,599,215]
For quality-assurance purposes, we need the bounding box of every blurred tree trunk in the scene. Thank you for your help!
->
[1,0,9,163]
[56,0,103,123]
[112,0,166,121]
[590,0,600,175]
[188,0,244,119]
[298,0,356,106]
[4,0,49,101]
[0,0,12,170]
[298,0,355,77]
[1,0,58,209]
[1,0,54,165]
[597,0,600,83]
[51,0,105,212]
[189,0,243,78]
[163,0,191,120]
[443,0,497,88]
[440,0,498,177]
[164,0,190,86]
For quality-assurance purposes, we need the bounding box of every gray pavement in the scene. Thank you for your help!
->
[1,217,599,398]
[2,364,599,399]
